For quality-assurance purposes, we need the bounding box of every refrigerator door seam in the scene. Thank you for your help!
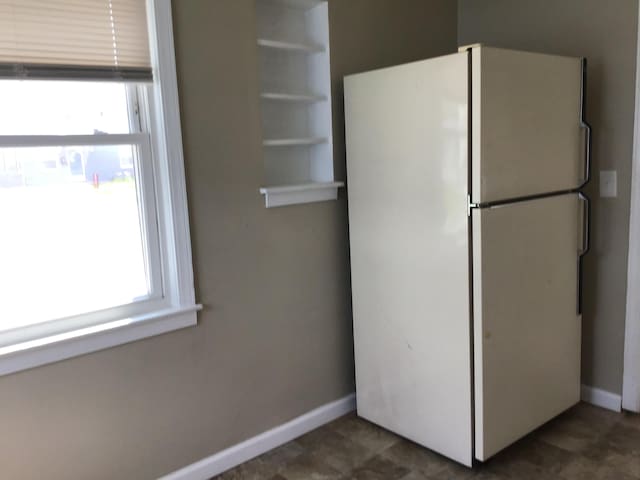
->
[466,46,477,465]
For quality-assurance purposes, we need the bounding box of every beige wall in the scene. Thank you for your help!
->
[0,1,457,478]
[458,0,639,394]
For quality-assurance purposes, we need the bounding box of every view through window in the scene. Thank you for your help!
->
[0,80,154,332]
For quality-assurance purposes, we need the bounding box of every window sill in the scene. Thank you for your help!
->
[0,304,202,377]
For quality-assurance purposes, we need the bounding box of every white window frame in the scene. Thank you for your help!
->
[0,0,201,376]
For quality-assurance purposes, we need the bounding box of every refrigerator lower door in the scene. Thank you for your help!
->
[472,193,582,461]
[345,53,473,466]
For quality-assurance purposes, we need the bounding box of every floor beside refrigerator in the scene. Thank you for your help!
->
[215,403,640,480]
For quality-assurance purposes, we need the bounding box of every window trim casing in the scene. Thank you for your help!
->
[0,0,201,377]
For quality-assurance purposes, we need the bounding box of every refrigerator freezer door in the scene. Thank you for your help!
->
[471,46,583,204]
[345,53,473,466]
[472,194,582,461]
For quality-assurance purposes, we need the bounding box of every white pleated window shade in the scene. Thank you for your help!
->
[0,0,152,81]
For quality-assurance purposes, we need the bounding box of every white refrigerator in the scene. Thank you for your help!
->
[344,45,591,466]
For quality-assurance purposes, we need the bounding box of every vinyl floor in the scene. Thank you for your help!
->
[214,402,640,479]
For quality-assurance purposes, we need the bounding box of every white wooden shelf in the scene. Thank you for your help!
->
[256,0,340,208]
[260,92,327,103]
[263,137,327,147]
[261,0,325,10]
[257,38,325,53]
[260,182,344,208]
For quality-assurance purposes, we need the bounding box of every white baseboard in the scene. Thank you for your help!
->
[160,393,356,480]
[581,384,622,412]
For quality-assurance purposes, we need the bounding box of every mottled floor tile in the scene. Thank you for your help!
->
[469,471,506,480]
[558,454,638,480]
[276,453,342,480]
[603,423,640,455]
[480,460,552,480]
[343,455,410,480]
[580,423,640,466]
[380,439,450,477]
[216,404,640,480]
[621,411,640,431]
[478,437,575,480]
[511,438,576,474]
[217,456,276,480]
[326,412,358,425]
[568,403,621,432]
[260,441,306,469]
[297,426,373,473]
[424,463,478,480]
[216,442,304,480]
[329,416,402,454]
[398,471,430,480]
[598,451,640,478]
[536,410,603,454]
[427,464,504,480]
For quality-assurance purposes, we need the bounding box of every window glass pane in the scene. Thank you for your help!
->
[0,80,133,135]
[0,144,150,332]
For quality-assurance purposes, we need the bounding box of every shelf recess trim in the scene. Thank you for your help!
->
[259,181,344,208]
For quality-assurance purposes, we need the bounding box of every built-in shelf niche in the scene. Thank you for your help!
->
[255,0,343,208]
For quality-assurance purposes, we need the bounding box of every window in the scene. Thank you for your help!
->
[0,0,199,376]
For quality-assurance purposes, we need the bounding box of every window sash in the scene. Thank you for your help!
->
[0,125,167,346]
[0,132,148,148]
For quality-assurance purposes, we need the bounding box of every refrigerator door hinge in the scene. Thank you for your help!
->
[467,195,479,216]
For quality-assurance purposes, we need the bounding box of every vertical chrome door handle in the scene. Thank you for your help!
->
[577,192,590,315]
[578,192,590,257]
[579,121,592,188]
[579,58,592,189]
